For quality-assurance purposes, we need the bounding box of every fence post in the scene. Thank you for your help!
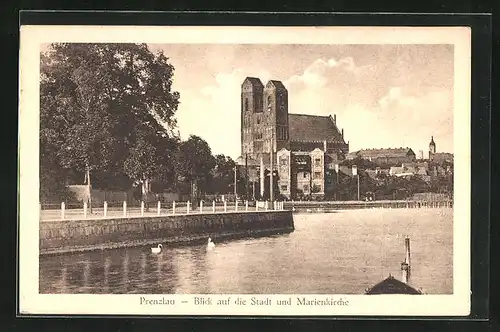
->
[186,201,190,214]
[245,200,248,211]
[157,201,161,216]
[123,201,127,217]
[200,200,203,213]
[104,201,107,217]
[83,202,87,219]
[224,200,227,212]
[172,201,176,215]
[235,200,238,212]
[61,202,65,220]
[141,201,144,216]
[212,200,216,213]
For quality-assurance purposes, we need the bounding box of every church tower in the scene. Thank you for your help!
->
[263,80,290,155]
[429,136,436,160]
[241,77,264,158]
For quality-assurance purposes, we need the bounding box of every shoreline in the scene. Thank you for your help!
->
[39,226,294,256]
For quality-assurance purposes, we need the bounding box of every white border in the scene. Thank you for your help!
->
[19,25,471,316]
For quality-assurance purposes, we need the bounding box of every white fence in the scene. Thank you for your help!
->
[40,200,285,221]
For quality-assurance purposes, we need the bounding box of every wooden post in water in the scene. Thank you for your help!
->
[61,202,65,220]
[123,201,127,217]
[255,201,259,211]
[83,202,87,219]
[212,200,216,213]
[172,201,176,215]
[200,200,203,213]
[401,236,411,284]
[223,200,227,212]
[245,200,248,211]
[140,201,145,216]
[104,201,107,217]
[186,201,190,214]
[157,201,161,216]
[235,200,238,212]
[265,201,268,211]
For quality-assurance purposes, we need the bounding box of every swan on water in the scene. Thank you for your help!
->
[151,244,163,254]
[207,237,215,249]
[292,207,296,211]
[306,208,312,212]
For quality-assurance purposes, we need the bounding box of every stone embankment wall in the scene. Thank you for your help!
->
[40,211,294,255]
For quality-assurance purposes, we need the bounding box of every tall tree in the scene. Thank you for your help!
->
[40,43,180,207]
[210,154,237,194]
[175,136,215,202]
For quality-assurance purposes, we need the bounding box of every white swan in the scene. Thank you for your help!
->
[151,244,163,254]
[306,208,312,212]
[292,207,296,212]
[207,237,215,249]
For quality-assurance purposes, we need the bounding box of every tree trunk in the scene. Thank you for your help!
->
[85,163,93,213]
[191,179,198,206]
[142,178,150,211]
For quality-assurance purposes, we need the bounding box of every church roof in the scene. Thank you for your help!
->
[242,77,264,88]
[365,275,422,295]
[288,114,345,144]
[267,80,287,90]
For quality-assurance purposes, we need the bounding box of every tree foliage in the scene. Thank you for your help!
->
[208,154,236,194]
[175,135,215,197]
[40,43,180,200]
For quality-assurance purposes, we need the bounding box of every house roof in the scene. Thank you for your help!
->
[432,152,454,162]
[338,165,353,177]
[355,148,415,159]
[365,275,422,295]
[288,114,345,144]
[235,156,261,166]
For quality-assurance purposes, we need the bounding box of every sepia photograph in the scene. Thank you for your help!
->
[19,25,471,316]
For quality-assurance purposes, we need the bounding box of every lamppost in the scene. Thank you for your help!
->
[335,163,339,201]
[352,164,360,201]
[233,165,237,201]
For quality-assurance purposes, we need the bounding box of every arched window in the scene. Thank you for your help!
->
[267,95,272,110]
[245,98,249,111]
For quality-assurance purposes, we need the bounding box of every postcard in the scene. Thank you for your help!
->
[19,24,471,316]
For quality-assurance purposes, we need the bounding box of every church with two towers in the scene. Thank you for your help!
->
[239,77,349,200]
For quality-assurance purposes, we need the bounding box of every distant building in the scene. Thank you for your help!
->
[432,152,454,164]
[428,136,436,159]
[239,77,349,200]
[347,147,416,166]
[428,136,453,164]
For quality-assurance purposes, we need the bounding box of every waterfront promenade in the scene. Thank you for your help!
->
[284,199,453,211]
[40,200,282,221]
[39,200,292,255]
[40,199,452,221]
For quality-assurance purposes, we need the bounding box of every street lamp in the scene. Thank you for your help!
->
[352,164,360,201]
[234,165,237,200]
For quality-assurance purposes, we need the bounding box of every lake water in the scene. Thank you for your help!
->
[39,208,453,294]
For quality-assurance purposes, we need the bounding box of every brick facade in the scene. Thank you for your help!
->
[240,77,349,200]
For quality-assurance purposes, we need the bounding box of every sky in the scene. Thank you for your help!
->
[148,44,453,159]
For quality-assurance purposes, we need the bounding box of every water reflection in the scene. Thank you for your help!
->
[122,252,129,293]
[40,209,453,294]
